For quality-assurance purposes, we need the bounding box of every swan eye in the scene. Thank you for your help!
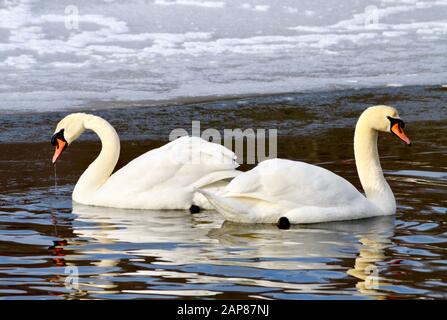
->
[51,129,66,146]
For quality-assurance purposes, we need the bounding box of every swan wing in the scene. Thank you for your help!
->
[97,136,239,207]
[222,158,364,209]
[105,136,239,190]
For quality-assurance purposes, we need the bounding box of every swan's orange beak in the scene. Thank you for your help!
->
[391,123,411,145]
[51,129,67,165]
[52,138,67,164]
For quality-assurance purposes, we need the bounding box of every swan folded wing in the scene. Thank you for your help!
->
[168,136,239,169]
[161,136,240,187]
[222,158,365,209]
[98,136,239,196]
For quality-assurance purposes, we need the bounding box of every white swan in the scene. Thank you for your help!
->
[199,105,411,225]
[51,113,240,210]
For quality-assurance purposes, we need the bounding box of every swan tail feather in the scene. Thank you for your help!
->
[191,170,241,209]
[197,189,247,222]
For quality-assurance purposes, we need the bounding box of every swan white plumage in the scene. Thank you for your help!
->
[199,105,411,224]
[51,113,240,210]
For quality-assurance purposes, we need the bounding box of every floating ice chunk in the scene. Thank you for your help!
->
[382,31,407,37]
[0,55,35,69]
[50,61,90,68]
[254,5,270,12]
[283,6,298,14]
[386,83,404,87]
[289,26,329,33]
[239,3,270,12]
[154,0,225,8]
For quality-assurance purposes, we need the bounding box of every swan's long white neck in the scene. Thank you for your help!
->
[73,115,120,203]
[354,114,396,215]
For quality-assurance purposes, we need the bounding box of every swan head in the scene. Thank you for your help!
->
[51,113,87,164]
[363,105,411,145]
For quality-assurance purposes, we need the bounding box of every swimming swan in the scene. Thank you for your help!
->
[51,113,240,211]
[199,105,411,225]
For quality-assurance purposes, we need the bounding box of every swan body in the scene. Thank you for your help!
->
[51,113,240,210]
[200,158,382,224]
[199,105,411,224]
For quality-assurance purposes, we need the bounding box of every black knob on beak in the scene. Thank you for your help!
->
[51,129,66,146]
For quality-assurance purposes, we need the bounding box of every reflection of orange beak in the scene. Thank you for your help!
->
[391,123,411,145]
[52,138,67,164]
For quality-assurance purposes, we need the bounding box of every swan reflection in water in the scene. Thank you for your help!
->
[67,203,396,299]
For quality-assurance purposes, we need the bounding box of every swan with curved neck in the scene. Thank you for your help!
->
[51,113,240,211]
[199,105,411,225]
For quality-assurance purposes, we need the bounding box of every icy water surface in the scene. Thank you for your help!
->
[0,86,446,299]
[1,0,447,111]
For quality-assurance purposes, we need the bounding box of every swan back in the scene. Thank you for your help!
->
[223,158,368,209]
